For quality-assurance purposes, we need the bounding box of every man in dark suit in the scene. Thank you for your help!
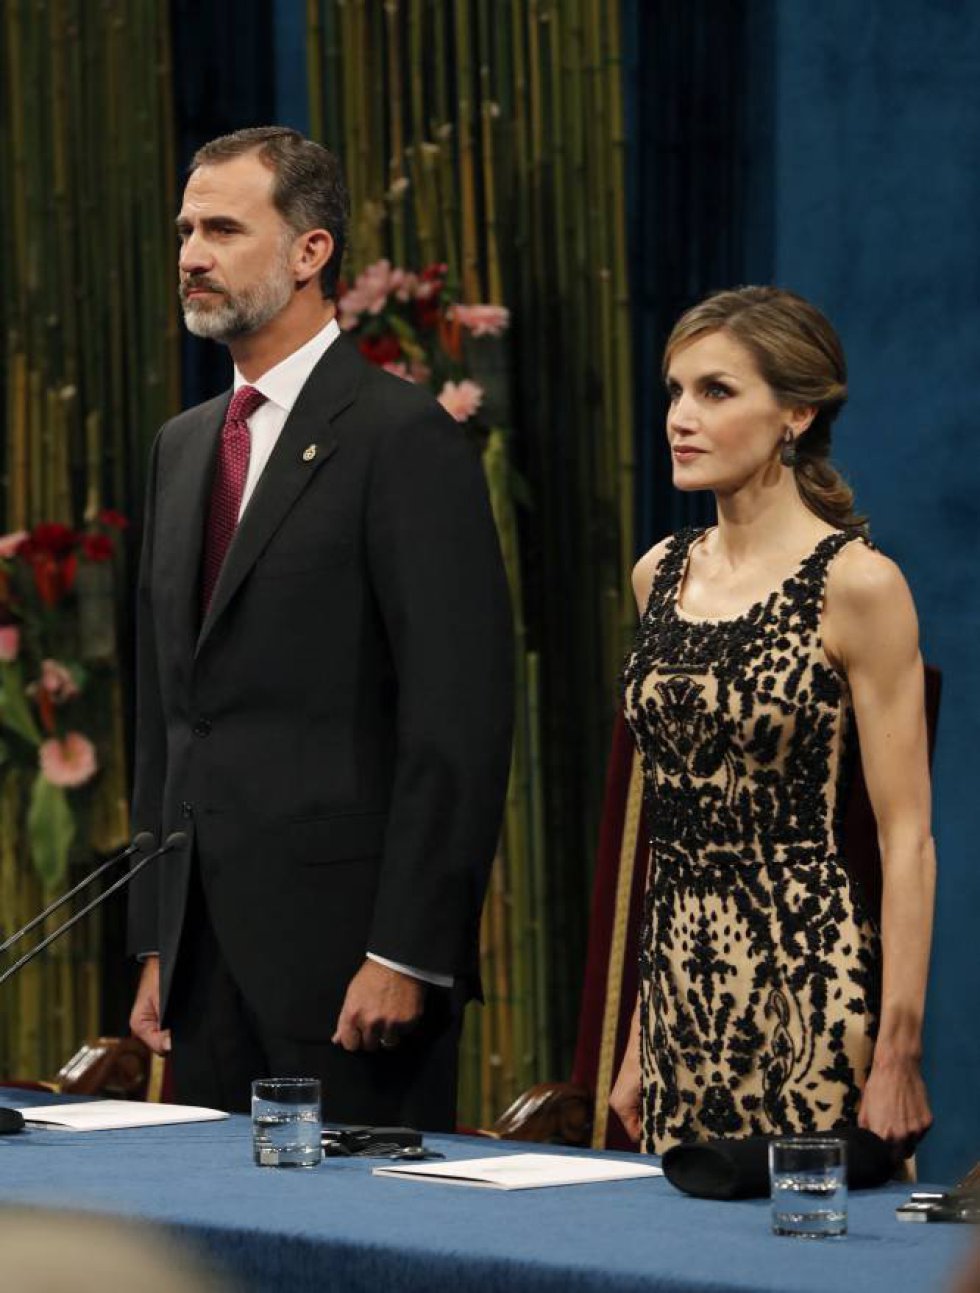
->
[127,127,513,1130]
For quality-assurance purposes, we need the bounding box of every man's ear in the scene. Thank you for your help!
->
[293,229,334,286]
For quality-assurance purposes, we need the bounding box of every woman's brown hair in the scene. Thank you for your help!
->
[664,286,866,532]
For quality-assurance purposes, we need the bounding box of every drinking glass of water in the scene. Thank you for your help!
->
[769,1137,847,1237]
[251,1078,322,1168]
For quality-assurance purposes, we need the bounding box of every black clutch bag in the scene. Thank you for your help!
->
[661,1127,894,1200]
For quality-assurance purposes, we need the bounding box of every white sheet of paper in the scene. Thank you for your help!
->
[16,1100,228,1132]
[374,1151,663,1190]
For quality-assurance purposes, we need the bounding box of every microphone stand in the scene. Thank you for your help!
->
[0,832,157,957]
[0,832,187,991]
[0,831,186,1133]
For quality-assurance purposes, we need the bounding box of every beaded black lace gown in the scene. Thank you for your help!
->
[622,527,881,1154]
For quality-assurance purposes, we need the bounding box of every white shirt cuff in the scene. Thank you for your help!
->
[366,952,453,988]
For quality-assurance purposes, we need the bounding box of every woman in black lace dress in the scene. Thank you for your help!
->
[610,287,934,1160]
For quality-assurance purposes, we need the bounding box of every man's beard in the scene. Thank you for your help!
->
[180,253,294,341]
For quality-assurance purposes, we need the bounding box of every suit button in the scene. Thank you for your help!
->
[192,718,212,737]
[180,801,194,818]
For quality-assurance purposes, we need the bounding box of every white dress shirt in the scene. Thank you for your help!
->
[233,316,340,518]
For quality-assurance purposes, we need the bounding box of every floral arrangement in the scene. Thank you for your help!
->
[337,259,510,425]
[0,512,127,887]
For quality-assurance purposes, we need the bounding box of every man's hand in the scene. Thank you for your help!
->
[129,955,171,1055]
[332,959,426,1052]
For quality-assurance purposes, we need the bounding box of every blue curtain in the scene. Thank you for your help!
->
[622,0,767,553]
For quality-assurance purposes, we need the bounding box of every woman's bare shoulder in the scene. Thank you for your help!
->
[631,536,673,614]
[827,538,913,614]
[824,538,919,669]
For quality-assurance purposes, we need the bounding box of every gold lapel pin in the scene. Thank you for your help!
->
[302,443,317,463]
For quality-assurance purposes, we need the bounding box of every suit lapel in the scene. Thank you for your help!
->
[195,335,363,656]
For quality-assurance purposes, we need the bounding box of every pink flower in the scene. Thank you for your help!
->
[0,531,28,560]
[338,259,400,328]
[0,625,20,662]
[39,659,80,703]
[39,732,98,788]
[389,267,419,302]
[450,304,511,338]
[382,358,431,385]
[438,380,484,422]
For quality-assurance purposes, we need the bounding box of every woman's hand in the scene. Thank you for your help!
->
[609,1046,643,1143]
[857,1050,933,1160]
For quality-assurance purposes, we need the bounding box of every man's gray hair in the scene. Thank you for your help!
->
[191,127,349,300]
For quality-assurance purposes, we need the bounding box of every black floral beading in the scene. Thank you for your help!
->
[622,527,881,1153]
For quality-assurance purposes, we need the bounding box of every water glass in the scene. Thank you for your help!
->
[769,1137,847,1237]
[251,1078,322,1168]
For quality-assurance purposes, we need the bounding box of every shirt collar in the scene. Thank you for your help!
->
[232,315,342,412]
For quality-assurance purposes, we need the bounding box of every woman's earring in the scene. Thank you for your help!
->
[780,428,797,467]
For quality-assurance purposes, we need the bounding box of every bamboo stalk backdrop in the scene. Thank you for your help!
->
[0,1,635,1113]
[307,0,636,1125]
[0,0,179,1078]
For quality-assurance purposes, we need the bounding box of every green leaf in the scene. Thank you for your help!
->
[387,313,419,344]
[27,774,75,889]
[0,662,42,745]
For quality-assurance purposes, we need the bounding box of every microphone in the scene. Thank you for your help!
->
[0,831,186,1134]
[0,832,157,956]
[0,832,187,992]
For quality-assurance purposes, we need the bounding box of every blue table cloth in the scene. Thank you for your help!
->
[0,1089,970,1293]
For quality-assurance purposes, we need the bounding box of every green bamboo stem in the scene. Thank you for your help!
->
[385,0,407,267]
[433,134,458,278]
[431,0,448,129]
[1,0,177,1080]
[484,428,531,1088]
[455,0,480,299]
[427,0,450,272]
[408,0,425,141]
[8,351,29,528]
[477,0,502,304]
[526,651,549,1077]
[369,1,388,218]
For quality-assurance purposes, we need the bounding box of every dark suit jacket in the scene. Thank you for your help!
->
[127,336,514,1041]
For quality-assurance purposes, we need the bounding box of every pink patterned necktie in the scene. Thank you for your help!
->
[201,384,267,612]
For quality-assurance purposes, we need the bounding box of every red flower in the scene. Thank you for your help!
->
[30,551,78,606]
[357,332,403,367]
[413,294,443,331]
[419,262,448,282]
[36,688,57,735]
[29,523,78,555]
[414,263,448,330]
[98,509,128,530]
[82,533,115,562]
